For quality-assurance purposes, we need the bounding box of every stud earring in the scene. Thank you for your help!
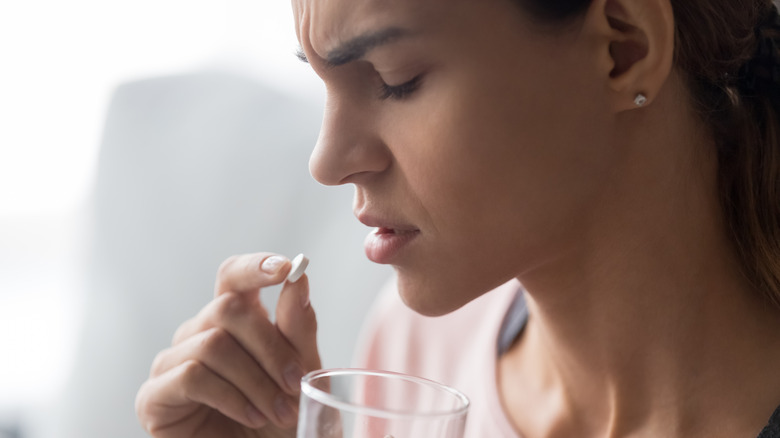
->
[634,93,648,107]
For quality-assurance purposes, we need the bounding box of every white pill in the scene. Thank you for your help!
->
[287,253,309,283]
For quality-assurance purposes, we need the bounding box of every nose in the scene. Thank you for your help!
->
[309,94,391,186]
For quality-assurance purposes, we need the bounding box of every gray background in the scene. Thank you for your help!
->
[20,71,391,438]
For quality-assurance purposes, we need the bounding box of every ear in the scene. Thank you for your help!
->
[582,0,675,111]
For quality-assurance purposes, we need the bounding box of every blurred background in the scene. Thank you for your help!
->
[0,1,390,437]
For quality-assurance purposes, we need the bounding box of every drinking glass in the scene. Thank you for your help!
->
[297,369,470,438]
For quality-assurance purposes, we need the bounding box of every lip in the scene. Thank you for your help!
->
[357,213,421,264]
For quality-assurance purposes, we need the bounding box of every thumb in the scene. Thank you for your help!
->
[276,274,321,372]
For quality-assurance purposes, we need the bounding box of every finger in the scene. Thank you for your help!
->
[150,327,299,428]
[276,274,321,373]
[137,360,268,434]
[172,290,267,345]
[215,253,291,296]
[175,290,308,396]
[173,253,286,344]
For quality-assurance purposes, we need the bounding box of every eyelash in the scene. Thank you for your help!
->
[379,75,423,100]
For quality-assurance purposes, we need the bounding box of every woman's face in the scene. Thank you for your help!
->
[293,0,618,315]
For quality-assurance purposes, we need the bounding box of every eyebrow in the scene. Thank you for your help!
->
[296,27,410,68]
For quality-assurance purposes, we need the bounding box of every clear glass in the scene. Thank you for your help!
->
[297,368,470,438]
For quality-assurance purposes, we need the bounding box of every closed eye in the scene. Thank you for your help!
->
[379,75,423,100]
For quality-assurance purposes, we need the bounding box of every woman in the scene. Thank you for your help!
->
[136,0,780,436]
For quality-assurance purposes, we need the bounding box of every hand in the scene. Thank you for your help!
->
[136,253,321,437]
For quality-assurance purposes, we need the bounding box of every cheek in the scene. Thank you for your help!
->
[380,58,614,313]
[388,70,602,240]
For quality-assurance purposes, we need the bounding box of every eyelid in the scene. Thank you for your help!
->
[379,74,423,100]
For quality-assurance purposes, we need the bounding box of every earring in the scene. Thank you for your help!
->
[634,93,648,107]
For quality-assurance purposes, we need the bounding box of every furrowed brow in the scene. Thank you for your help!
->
[325,27,409,67]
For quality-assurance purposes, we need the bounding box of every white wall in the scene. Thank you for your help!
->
[0,0,322,217]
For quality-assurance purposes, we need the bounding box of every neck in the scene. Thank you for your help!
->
[503,89,780,437]
[517,216,780,436]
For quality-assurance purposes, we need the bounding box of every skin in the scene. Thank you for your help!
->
[300,0,619,316]
[136,254,321,437]
[136,0,780,436]
[300,0,780,435]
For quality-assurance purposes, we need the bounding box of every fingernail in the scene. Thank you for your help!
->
[284,363,305,393]
[261,256,286,274]
[246,405,267,428]
[274,395,297,425]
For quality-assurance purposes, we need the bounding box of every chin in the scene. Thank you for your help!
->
[394,260,521,316]
[395,274,478,317]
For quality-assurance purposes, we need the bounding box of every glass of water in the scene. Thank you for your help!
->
[297,369,470,438]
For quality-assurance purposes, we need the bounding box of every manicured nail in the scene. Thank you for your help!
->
[246,405,267,428]
[274,395,297,425]
[284,363,305,393]
[261,256,286,274]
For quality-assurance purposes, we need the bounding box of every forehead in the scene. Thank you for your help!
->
[292,0,446,55]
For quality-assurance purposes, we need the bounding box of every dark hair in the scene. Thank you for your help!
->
[517,0,780,308]
[513,0,590,21]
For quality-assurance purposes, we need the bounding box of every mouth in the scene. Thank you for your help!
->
[356,212,420,234]
[374,227,419,236]
[357,214,421,264]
